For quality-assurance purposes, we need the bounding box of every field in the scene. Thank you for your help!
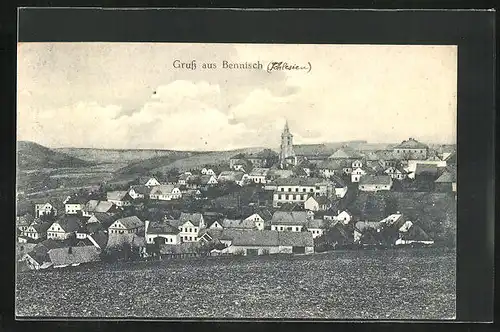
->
[16,248,455,319]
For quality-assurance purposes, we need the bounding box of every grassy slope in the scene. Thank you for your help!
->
[17,141,93,170]
[55,147,190,164]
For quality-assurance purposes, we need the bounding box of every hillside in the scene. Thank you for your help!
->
[55,147,193,164]
[17,141,93,170]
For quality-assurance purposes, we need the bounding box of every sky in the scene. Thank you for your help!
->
[17,43,457,151]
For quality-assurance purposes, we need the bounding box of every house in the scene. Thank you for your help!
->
[87,231,109,250]
[351,159,364,168]
[200,168,215,176]
[86,212,116,229]
[178,173,191,186]
[207,220,224,229]
[324,210,353,225]
[358,175,393,192]
[395,224,434,246]
[47,216,82,240]
[140,176,161,187]
[169,212,206,242]
[221,230,314,255]
[108,216,145,235]
[149,185,182,200]
[351,167,366,183]
[384,166,409,180]
[34,200,62,218]
[391,137,428,160]
[48,245,101,268]
[65,196,88,215]
[270,211,310,232]
[266,169,293,181]
[247,168,270,184]
[317,160,344,178]
[243,209,273,231]
[76,221,106,240]
[304,196,332,212]
[23,222,51,241]
[217,171,248,185]
[221,218,258,230]
[306,219,327,238]
[17,213,35,233]
[128,185,152,199]
[434,167,457,192]
[272,177,330,208]
[331,175,348,198]
[21,249,53,270]
[144,220,181,245]
[234,172,249,186]
[200,175,218,186]
[106,191,132,207]
[82,200,117,217]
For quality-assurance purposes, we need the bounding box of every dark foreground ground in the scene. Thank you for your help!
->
[16,248,455,319]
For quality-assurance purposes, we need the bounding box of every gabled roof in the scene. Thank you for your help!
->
[107,191,130,201]
[147,221,180,235]
[393,138,428,149]
[199,175,217,184]
[88,231,109,249]
[17,213,35,227]
[250,208,273,221]
[89,212,116,228]
[359,175,392,186]
[435,167,457,183]
[272,211,308,225]
[307,219,326,229]
[139,176,160,185]
[54,215,82,233]
[84,221,105,234]
[33,199,64,211]
[278,231,314,247]
[30,222,52,233]
[130,185,153,195]
[48,246,100,266]
[267,169,293,178]
[114,216,144,229]
[274,177,323,187]
[150,184,177,195]
[65,196,88,205]
[230,230,279,246]
[309,196,331,205]
[179,212,204,226]
[328,147,362,160]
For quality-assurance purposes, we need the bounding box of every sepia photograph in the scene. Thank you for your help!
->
[16,42,457,320]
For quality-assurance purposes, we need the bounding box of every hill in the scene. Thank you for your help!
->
[55,147,194,164]
[17,141,93,170]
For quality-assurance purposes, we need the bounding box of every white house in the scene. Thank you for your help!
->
[272,178,329,208]
[144,220,181,245]
[304,196,332,212]
[107,191,132,207]
[384,166,409,180]
[47,216,82,240]
[324,210,352,225]
[169,213,206,242]
[22,223,51,240]
[149,185,182,201]
[143,177,161,187]
[82,200,116,217]
[34,201,61,218]
[108,216,144,235]
[331,176,349,198]
[178,173,191,186]
[65,196,88,215]
[247,168,270,184]
[243,210,273,231]
[352,159,363,169]
[207,220,224,229]
[350,167,366,183]
[129,185,152,199]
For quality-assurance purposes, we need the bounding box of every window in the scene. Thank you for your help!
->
[288,188,291,192]
[302,188,306,192]
[280,188,284,191]
[288,195,293,200]
[280,194,284,200]
[310,189,314,192]
[295,188,299,192]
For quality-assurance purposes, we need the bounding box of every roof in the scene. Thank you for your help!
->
[65,196,88,205]
[88,231,109,249]
[54,215,83,233]
[230,230,279,246]
[107,233,146,248]
[85,222,105,234]
[415,163,439,176]
[328,148,362,159]
[402,224,433,242]
[48,246,101,266]
[359,175,392,186]
[178,173,191,181]
[107,191,130,201]
[130,185,152,195]
[249,168,270,176]
[17,214,35,227]
[355,221,384,232]
[179,212,204,226]
[200,175,216,184]
[85,199,115,213]
[147,221,180,235]
[139,176,160,184]
[393,138,428,149]
[307,219,326,229]
[114,216,144,229]
[330,175,347,188]
[317,159,346,170]
[30,222,52,233]
[249,208,273,221]
[267,169,293,178]
[292,144,334,157]
[435,167,457,183]
[274,177,323,187]
[380,214,406,229]
[272,211,309,225]
[308,196,331,205]
[150,184,177,195]
[89,212,116,228]
[33,199,64,211]
[278,231,314,247]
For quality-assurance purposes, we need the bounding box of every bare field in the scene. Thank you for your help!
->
[16,248,455,319]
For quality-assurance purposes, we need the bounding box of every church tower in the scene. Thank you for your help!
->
[279,120,296,168]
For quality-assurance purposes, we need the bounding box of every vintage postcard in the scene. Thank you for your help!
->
[16,42,457,319]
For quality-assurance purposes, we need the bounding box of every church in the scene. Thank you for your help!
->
[279,121,298,169]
